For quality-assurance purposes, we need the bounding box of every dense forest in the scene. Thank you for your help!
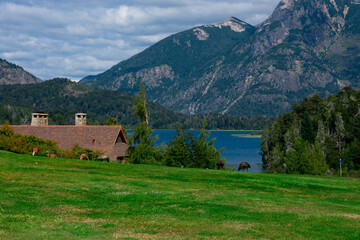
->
[261,87,360,176]
[0,103,33,125]
[0,78,274,130]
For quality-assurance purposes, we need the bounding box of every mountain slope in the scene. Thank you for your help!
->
[0,58,42,85]
[81,17,256,112]
[80,0,360,116]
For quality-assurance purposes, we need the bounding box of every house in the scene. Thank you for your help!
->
[11,112,128,161]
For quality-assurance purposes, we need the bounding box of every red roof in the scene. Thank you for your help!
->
[11,125,128,160]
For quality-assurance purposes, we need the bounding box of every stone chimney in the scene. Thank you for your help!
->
[75,113,87,126]
[31,112,49,126]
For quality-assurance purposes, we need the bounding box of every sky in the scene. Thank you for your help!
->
[0,0,280,81]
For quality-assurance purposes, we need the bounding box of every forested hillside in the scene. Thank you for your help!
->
[0,103,32,125]
[0,78,274,129]
[261,87,360,176]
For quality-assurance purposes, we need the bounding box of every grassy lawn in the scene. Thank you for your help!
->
[0,150,359,239]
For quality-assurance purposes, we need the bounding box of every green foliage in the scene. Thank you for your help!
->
[0,124,102,160]
[262,87,360,176]
[128,84,163,165]
[127,143,165,165]
[300,111,316,144]
[165,121,225,169]
[164,127,194,167]
[105,117,118,125]
[345,138,360,170]
[0,124,60,155]
[133,83,149,124]
[193,120,225,169]
[284,138,327,175]
[0,103,32,125]
[0,121,14,137]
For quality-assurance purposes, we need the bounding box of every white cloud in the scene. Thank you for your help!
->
[0,0,280,81]
[136,33,172,43]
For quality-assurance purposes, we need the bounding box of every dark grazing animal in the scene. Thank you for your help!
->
[238,162,251,172]
[216,160,224,170]
[32,146,40,156]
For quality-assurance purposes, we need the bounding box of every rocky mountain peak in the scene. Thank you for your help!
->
[214,16,253,33]
[0,58,42,85]
[252,0,354,55]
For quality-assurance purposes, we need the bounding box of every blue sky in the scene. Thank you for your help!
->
[0,0,280,80]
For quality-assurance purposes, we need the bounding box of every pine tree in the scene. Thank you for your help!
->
[193,119,224,169]
[345,138,360,170]
[164,127,194,167]
[164,120,224,169]
[300,111,316,144]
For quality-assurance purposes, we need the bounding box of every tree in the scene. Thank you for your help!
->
[193,120,225,169]
[316,120,326,152]
[127,83,164,165]
[164,120,225,169]
[345,138,360,170]
[105,117,118,125]
[165,127,194,167]
[335,112,345,155]
[134,83,149,125]
[283,138,327,175]
[300,111,316,144]
[0,121,14,137]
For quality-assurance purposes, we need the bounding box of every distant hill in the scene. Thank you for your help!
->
[0,58,42,85]
[80,0,360,116]
[0,78,274,129]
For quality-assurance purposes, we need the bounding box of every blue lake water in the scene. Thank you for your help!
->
[129,130,264,173]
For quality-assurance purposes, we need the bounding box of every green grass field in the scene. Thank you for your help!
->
[0,150,359,239]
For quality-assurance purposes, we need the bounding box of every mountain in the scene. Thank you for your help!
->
[80,0,360,116]
[0,58,42,85]
[0,78,274,129]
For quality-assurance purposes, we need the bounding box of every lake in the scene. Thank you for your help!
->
[129,130,264,173]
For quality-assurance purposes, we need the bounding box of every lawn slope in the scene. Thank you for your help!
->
[0,150,359,239]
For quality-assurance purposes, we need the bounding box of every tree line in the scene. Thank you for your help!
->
[261,87,360,176]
